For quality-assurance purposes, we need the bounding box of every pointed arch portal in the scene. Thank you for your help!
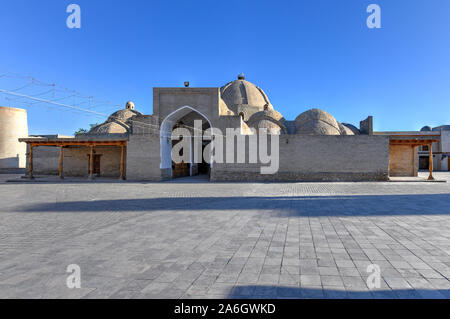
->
[160,106,213,179]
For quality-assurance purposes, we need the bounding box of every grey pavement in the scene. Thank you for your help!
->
[0,172,449,299]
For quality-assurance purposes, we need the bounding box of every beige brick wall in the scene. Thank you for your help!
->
[211,135,390,181]
[389,145,417,177]
[126,134,162,181]
[32,146,122,177]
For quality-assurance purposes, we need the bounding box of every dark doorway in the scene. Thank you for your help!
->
[419,156,429,170]
[172,139,190,178]
[197,141,210,176]
[88,154,102,176]
[169,111,211,180]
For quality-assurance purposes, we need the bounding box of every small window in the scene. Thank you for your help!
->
[422,145,429,152]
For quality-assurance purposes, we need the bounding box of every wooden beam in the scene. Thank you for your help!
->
[89,145,94,180]
[59,146,64,179]
[20,141,127,147]
[428,143,434,180]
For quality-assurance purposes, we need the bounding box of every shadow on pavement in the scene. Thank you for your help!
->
[16,193,450,216]
[226,285,450,299]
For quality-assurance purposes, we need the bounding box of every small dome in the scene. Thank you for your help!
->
[340,123,359,135]
[338,124,355,136]
[107,108,142,122]
[432,125,450,131]
[88,102,142,135]
[248,109,285,122]
[220,75,274,120]
[295,109,341,135]
[247,109,286,135]
[252,120,284,135]
[89,122,129,134]
[421,126,432,132]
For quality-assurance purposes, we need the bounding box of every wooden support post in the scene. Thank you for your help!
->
[89,145,94,180]
[120,144,125,180]
[428,143,434,180]
[59,145,64,179]
[28,144,34,179]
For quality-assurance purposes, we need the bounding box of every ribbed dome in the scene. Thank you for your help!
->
[107,108,142,122]
[89,121,129,134]
[295,109,342,135]
[220,75,273,120]
[88,102,142,135]
[247,109,286,135]
[340,123,359,135]
[248,109,284,122]
[252,120,284,135]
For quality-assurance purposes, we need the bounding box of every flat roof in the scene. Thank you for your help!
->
[19,135,127,144]
[374,131,441,137]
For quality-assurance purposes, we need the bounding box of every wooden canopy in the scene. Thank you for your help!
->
[19,137,127,180]
[388,134,440,180]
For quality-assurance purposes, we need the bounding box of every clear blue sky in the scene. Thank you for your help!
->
[1,0,449,135]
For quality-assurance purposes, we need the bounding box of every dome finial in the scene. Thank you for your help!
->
[238,73,245,80]
[126,101,135,110]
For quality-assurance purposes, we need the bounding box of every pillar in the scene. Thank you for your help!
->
[59,145,64,179]
[428,143,434,180]
[28,144,34,179]
[89,145,94,180]
[120,144,125,180]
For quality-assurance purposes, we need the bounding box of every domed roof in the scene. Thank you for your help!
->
[248,108,284,122]
[251,120,285,135]
[340,123,359,135]
[89,121,129,134]
[432,125,450,131]
[107,108,142,122]
[88,101,142,135]
[421,126,432,132]
[247,108,287,135]
[220,74,274,120]
[295,109,342,135]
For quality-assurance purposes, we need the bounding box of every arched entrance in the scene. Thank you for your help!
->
[160,106,213,179]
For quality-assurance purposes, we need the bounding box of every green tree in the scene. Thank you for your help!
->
[74,128,87,136]
[74,123,99,136]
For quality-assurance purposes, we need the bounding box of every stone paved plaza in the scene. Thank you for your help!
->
[0,172,449,299]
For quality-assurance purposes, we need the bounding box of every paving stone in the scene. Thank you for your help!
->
[0,176,449,299]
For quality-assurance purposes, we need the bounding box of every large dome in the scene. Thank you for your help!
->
[220,74,274,121]
[295,109,342,135]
